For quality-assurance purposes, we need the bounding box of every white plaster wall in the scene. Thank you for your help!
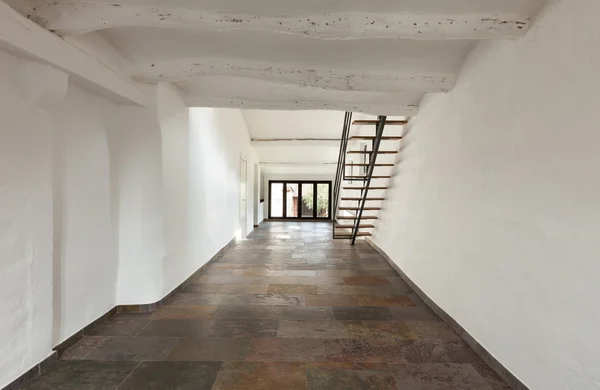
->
[0,49,54,390]
[371,1,600,388]
[186,107,258,271]
[51,84,120,343]
[0,47,122,387]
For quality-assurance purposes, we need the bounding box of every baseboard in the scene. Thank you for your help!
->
[3,352,57,390]
[365,238,528,390]
[3,236,236,390]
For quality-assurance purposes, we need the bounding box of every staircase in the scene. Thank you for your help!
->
[332,113,406,244]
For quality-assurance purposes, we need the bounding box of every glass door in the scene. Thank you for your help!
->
[269,181,331,220]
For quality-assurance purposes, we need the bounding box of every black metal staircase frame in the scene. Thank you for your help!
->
[332,111,352,238]
[350,115,387,244]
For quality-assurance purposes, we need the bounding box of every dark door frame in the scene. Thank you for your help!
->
[268,180,332,220]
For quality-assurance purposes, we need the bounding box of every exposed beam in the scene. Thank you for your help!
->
[0,1,146,106]
[353,120,408,126]
[133,59,454,93]
[184,97,418,116]
[30,2,532,39]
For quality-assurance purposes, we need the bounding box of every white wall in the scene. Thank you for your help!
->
[0,49,55,390]
[0,48,123,388]
[372,1,600,388]
[0,47,259,387]
[52,84,120,343]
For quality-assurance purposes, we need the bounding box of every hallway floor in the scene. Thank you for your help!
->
[25,222,510,389]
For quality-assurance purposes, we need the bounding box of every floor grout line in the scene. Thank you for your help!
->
[114,361,142,390]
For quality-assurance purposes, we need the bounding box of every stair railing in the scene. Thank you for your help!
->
[332,111,352,238]
[351,115,387,244]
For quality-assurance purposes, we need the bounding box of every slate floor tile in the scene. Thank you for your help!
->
[166,338,250,362]
[212,305,275,320]
[343,276,391,286]
[245,338,326,362]
[324,339,408,363]
[343,320,412,340]
[305,295,360,307]
[86,336,178,361]
[61,337,108,360]
[267,284,318,295]
[471,364,513,390]
[118,361,221,390]
[213,362,307,390]
[387,363,493,389]
[272,306,334,321]
[24,360,138,390]
[390,306,441,321]
[405,320,462,340]
[306,362,397,390]
[333,306,393,321]
[218,284,270,294]
[148,305,217,320]
[136,319,211,338]
[87,319,150,337]
[209,319,279,338]
[395,339,484,363]
[278,320,346,339]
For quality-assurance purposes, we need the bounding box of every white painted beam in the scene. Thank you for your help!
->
[30,2,532,39]
[134,59,454,93]
[252,139,340,147]
[0,0,146,106]
[185,96,418,116]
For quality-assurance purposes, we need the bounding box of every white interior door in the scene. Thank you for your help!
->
[240,158,247,238]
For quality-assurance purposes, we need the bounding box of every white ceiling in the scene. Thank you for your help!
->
[8,0,546,115]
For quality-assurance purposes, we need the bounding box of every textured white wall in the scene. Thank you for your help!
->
[0,49,55,390]
[372,1,600,388]
[0,48,122,388]
[51,84,120,343]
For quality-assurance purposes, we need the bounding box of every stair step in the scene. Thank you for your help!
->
[343,187,388,190]
[335,232,373,237]
[352,120,407,126]
[347,150,398,154]
[339,207,381,211]
[337,216,378,220]
[345,163,394,167]
[341,198,385,201]
[350,136,403,140]
[346,176,391,179]
[335,224,375,229]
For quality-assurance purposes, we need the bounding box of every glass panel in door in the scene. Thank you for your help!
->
[270,182,284,218]
[316,183,330,218]
[301,183,315,218]
[285,183,299,217]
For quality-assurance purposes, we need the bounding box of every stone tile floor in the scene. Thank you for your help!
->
[25,221,511,389]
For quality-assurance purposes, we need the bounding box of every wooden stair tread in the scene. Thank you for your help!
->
[341,198,385,201]
[350,136,403,140]
[335,232,372,237]
[347,150,398,154]
[337,216,378,220]
[346,176,391,179]
[335,224,375,229]
[343,187,388,190]
[352,120,407,126]
[345,163,394,167]
[338,207,381,211]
